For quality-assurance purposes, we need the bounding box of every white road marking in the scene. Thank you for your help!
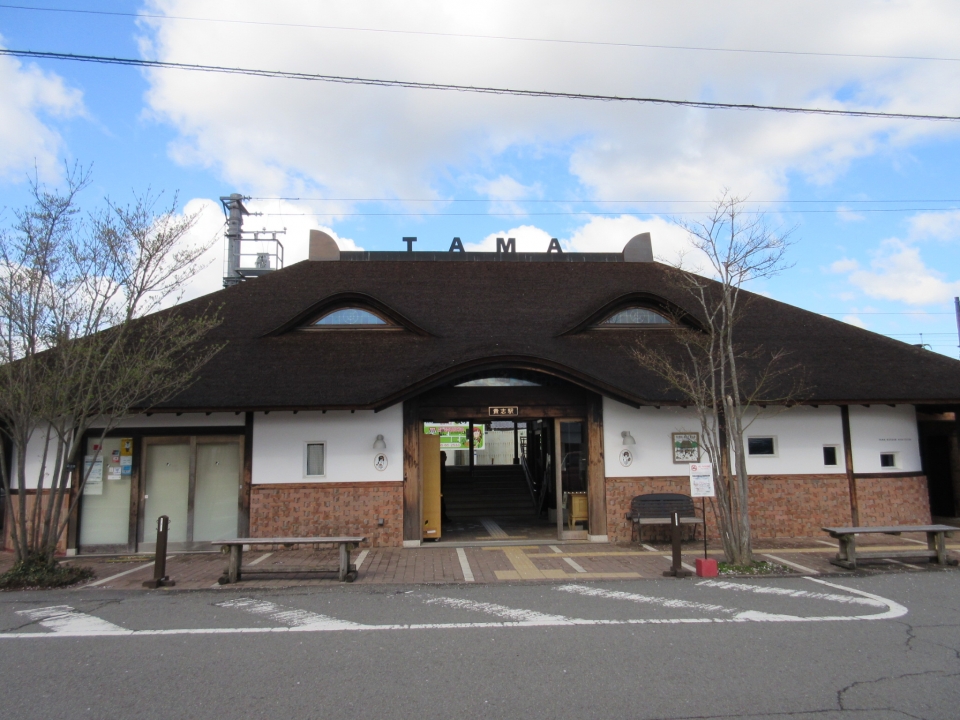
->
[354,550,369,570]
[423,597,574,625]
[642,544,658,552]
[762,553,819,575]
[456,548,475,582]
[480,518,508,539]
[562,557,587,573]
[16,606,130,635]
[84,561,155,588]
[900,538,927,546]
[805,577,909,620]
[247,552,273,567]
[215,597,363,629]
[697,579,886,607]
[0,580,908,639]
[815,540,838,547]
[549,545,563,553]
[557,583,733,613]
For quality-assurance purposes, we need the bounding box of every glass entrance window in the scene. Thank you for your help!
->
[559,422,586,493]
[142,437,242,549]
[79,437,132,547]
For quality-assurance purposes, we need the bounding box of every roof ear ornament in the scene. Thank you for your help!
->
[308,230,340,261]
[623,232,653,262]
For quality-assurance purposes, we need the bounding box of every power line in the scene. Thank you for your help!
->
[2,48,959,122]
[1,3,958,64]
[255,207,960,216]
[250,197,960,204]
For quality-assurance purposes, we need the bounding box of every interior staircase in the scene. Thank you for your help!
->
[443,465,536,518]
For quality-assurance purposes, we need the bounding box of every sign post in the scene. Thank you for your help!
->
[689,463,714,560]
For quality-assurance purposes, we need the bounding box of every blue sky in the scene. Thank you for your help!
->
[1,1,959,356]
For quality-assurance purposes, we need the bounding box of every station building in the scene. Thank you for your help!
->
[7,232,960,553]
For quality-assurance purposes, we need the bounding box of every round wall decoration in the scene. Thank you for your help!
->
[619,448,633,467]
[373,452,388,471]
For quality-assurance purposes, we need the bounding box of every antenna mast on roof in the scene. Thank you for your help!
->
[220,193,286,287]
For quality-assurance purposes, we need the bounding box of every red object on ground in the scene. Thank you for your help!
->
[695,558,718,577]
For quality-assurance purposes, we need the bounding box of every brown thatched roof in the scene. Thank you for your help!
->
[154,253,960,411]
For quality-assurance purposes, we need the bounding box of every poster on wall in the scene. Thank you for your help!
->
[672,432,701,463]
[83,455,104,495]
[423,422,485,450]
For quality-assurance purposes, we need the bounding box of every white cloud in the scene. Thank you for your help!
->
[0,48,83,182]
[473,175,541,215]
[907,210,960,241]
[137,1,960,204]
[841,315,867,329]
[837,239,960,305]
[829,258,860,273]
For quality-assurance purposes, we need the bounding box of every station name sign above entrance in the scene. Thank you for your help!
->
[489,406,519,417]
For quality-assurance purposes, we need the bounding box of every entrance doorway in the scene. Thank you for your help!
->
[406,369,606,545]
[418,416,590,543]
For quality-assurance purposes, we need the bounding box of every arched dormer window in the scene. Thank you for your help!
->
[313,307,388,326]
[599,307,672,327]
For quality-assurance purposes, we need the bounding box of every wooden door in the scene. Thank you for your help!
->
[421,432,442,541]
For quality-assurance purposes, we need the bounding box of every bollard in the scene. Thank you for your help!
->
[143,515,176,589]
[662,511,692,577]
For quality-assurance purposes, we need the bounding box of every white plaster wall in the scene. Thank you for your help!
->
[849,405,921,473]
[603,399,702,477]
[741,406,846,476]
[10,426,61,490]
[603,398,922,478]
[251,406,403,484]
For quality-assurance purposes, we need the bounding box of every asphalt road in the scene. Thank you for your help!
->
[0,571,958,720]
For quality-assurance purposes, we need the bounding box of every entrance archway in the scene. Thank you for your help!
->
[401,367,606,545]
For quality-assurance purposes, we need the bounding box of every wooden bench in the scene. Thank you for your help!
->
[821,525,958,570]
[627,493,703,544]
[215,536,366,584]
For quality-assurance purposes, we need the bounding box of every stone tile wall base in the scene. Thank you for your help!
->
[250,484,403,547]
[605,474,931,544]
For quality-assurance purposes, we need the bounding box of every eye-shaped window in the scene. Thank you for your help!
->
[313,308,388,326]
[600,307,671,326]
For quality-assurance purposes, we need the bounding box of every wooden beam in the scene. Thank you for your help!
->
[402,399,421,543]
[586,395,606,537]
[239,411,253,538]
[840,405,860,526]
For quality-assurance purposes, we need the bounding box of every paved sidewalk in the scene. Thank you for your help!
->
[0,532,955,591]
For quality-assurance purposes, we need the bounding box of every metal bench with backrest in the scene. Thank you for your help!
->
[626,493,703,544]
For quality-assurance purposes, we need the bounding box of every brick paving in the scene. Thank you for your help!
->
[0,533,956,591]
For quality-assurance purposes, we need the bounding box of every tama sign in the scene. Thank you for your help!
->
[489,406,518,417]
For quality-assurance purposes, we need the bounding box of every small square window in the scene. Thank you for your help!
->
[747,437,776,456]
[880,452,897,468]
[823,446,838,466]
[305,443,325,476]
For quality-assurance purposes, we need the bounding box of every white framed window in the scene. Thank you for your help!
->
[823,446,839,466]
[304,442,326,477]
[747,436,777,457]
[880,452,899,469]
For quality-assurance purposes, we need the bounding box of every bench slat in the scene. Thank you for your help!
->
[822,525,956,535]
